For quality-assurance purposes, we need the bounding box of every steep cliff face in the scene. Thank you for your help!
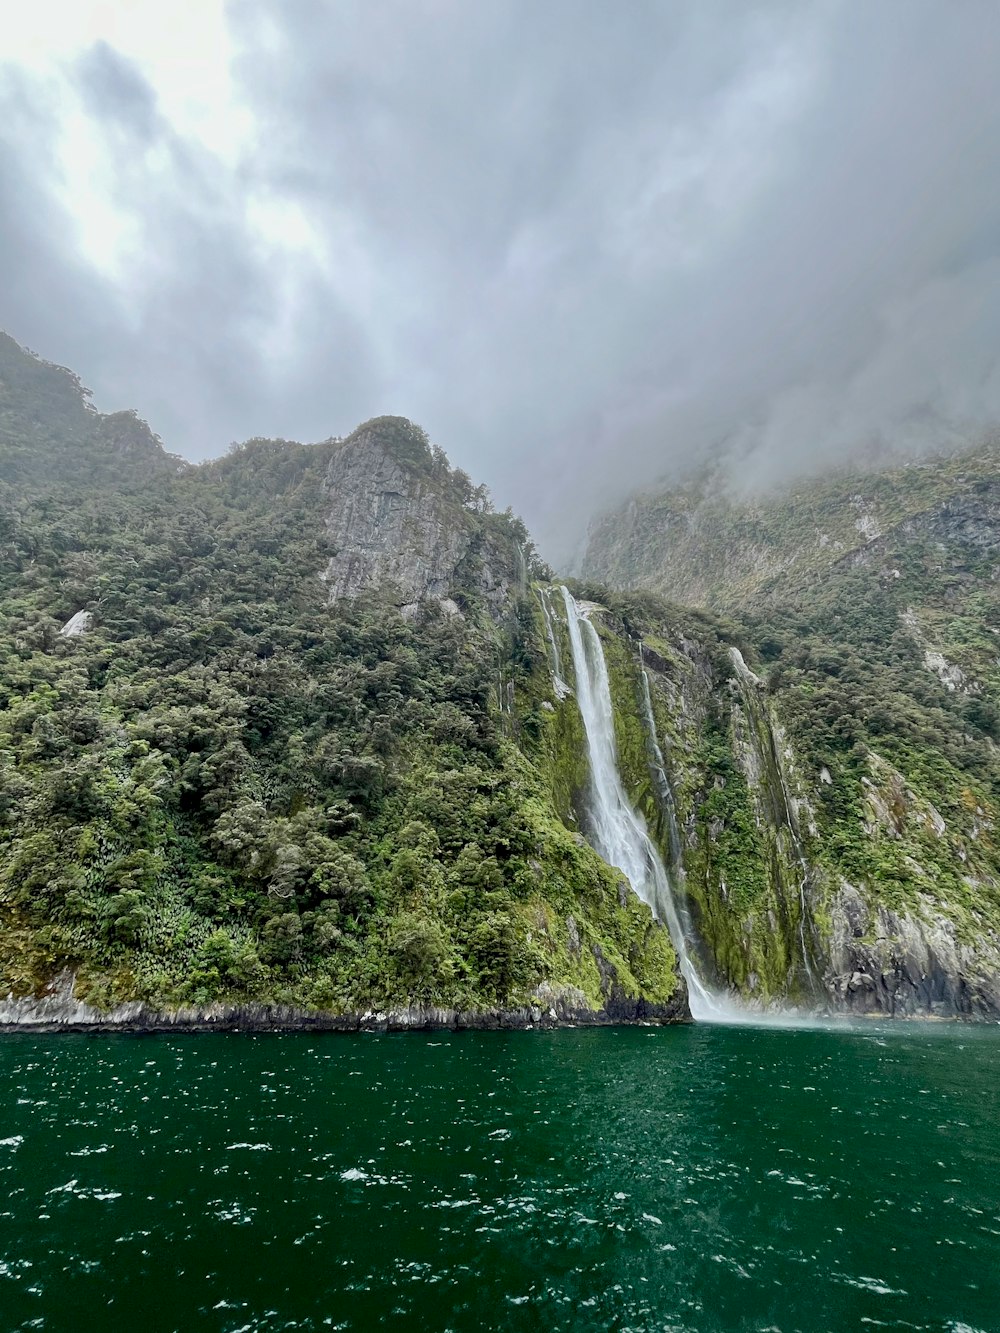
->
[533,585,1000,1018]
[4,326,999,1023]
[516,587,793,1004]
[0,362,684,1025]
[582,440,1000,612]
[321,416,519,618]
[574,442,1000,1017]
[726,655,1000,1018]
[827,883,1000,1017]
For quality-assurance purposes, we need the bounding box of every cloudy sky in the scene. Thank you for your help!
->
[2,1,1000,559]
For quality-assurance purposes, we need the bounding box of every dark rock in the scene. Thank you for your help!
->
[0,971,691,1034]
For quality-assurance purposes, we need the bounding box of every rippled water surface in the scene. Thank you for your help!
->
[1,1023,998,1331]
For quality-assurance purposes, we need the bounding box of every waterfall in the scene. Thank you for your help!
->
[538,587,572,699]
[515,542,528,593]
[639,659,683,872]
[559,587,728,1021]
[496,667,516,731]
[730,648,819,995]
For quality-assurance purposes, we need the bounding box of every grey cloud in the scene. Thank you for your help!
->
[0,42,379,456]
[75,40,160,141]
[2,2,1000,561]
[0,69,121,367]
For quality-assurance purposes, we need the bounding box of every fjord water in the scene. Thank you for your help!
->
[2,1025,997,1332]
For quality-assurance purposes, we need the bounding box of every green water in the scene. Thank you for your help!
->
[0,1023,997,1332]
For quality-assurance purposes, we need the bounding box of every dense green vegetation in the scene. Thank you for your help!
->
[736,533,1000,936]
[0,339,677,1015]
[535,584,816,1001]
[5,329,1000,1018]
[583,449,1000,995]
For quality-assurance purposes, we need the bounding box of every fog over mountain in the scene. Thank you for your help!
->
[2,0,1000,560]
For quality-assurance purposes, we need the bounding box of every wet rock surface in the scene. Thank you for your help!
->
[827,885,1000,1017]
[0,972,690,1033]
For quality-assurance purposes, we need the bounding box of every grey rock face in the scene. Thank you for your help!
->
[320,419,515,617]
[0,971,688,1032]
[909,491,1000,554]
[826,883,1000,1017]
[59,610,92,638]
[834,491,1000,580]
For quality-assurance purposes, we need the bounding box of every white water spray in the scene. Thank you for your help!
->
[559,587,731,1021]
[515,541,528,594]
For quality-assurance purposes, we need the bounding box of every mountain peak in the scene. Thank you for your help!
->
[0,331,180,489]
[321,416,514,616]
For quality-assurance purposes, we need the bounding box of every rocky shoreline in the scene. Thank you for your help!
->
[6,970,996,1034]
[0,974,689,1034]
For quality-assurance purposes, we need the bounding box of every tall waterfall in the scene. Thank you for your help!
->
[559,587,727,1021]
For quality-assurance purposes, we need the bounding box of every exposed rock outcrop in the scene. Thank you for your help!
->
[0,972,688,1032]
[58,610,92,638]
[320,417,518,617]
[581,440,1000,613]
[827,883,1000,1017]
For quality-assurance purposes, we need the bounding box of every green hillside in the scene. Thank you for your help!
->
[2,329,1000,1023]
[0,333,182,489]
[0,336,680,1021]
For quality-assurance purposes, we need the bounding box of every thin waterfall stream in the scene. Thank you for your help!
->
[538,587,571,699]
[638,659,682,867]
[730,647,819,995]
[558,586,732,1022]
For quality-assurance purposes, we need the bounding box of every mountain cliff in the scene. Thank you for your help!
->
[583,440,1000,612]
[2,329,1000,1025]
[320,416,522,619]
[0,336,681,1027]
[580,448,1000,1015]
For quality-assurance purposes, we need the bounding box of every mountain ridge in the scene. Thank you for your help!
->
[2,328,1000,1022]
[0,332,186,489]
[0,332,687,1025]
[583,437,1000,611]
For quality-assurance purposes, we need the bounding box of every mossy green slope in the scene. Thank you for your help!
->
[5,327,999,1020]
[0,352,683,1020]
[532,585,821,1006]
[579,441,1000,1014]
